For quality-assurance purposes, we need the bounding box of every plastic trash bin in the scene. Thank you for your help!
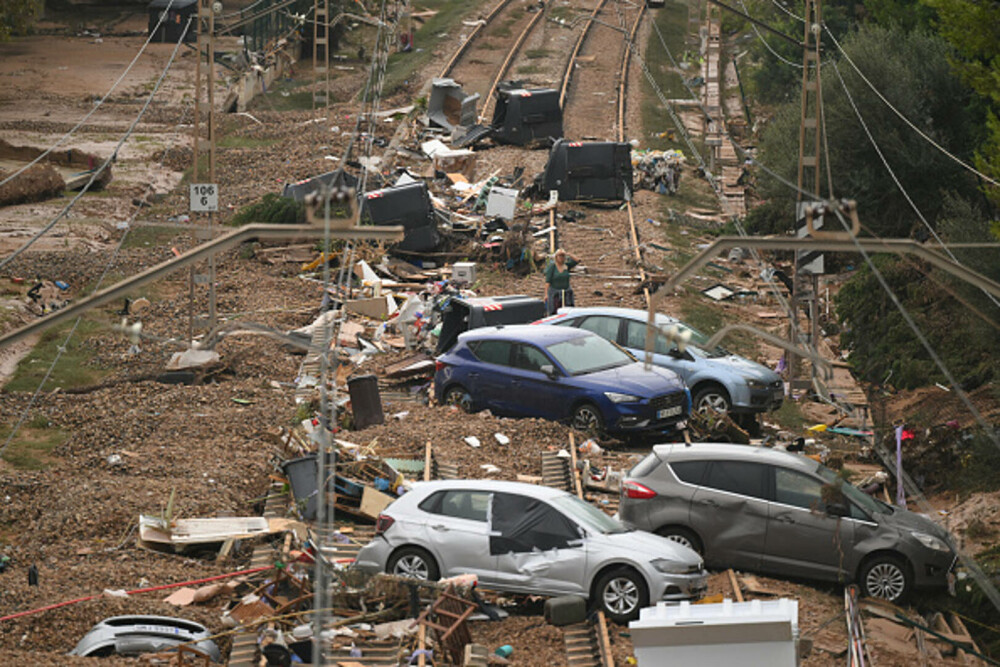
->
[348,374,385,430]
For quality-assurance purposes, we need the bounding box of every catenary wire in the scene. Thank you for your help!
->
[1,21,194,461]
[0,0,180,189]
[824,23,1000,189]
[0,18,194,273]
[830,60,1000,311]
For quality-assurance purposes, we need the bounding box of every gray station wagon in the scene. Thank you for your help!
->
[618,443,957,602]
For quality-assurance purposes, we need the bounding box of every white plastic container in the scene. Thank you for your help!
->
[452,262,477,284]
[629,598,799,666]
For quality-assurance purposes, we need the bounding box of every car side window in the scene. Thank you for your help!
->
[512,344,551,372]
[578,316,621,343]
[702,461,767,499]
[469,340,512,366]
[419,490,491,522]
[670,460,709,485]
[625,320,673,354]
[490,493,579,554]
[773,468,825,511]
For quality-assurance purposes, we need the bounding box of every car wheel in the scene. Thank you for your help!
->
[693,386,731,415]
[860,554,910,603]
[387,547,440,582]
[572,403,604,434]
[656,526,703,555]
[443,385,472,412]
[595,567,649,624]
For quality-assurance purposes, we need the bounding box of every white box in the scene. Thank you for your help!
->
[452,262,476,284]
[485,186,518,220]
[629,598,799,667]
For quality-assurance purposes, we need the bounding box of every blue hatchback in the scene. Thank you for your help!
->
[434,325,690,436]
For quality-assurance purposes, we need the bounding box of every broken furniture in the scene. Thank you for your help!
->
[537,140,633,202]
[413,585,478,665]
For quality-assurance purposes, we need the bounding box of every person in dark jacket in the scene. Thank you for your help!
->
[544,248,579,314]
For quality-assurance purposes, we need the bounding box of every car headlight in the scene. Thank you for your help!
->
[651,557,701,574]
[746,379,768,389]
[605,391,641,403]
[912,531,950,552]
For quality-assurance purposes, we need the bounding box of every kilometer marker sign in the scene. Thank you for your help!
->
[190,184,219,212]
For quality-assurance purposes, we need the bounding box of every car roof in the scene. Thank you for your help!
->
[408,479,572,500]
[652,442,821,474]
[457,323,592,345]
[557,306,680,326]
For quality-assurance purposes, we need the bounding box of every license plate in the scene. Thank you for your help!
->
[657,406,682,419]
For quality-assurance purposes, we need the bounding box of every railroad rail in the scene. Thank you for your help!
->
[439,0,517,79]
[564,610,615,667]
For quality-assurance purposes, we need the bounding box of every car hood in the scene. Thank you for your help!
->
[700,353,780,382]
[876,506,951,542]
[585,363,685,397]
[590,529,702,567]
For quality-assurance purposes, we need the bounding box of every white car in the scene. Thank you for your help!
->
[353,480,707,623]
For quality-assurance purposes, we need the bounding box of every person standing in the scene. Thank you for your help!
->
[544,248,579,314]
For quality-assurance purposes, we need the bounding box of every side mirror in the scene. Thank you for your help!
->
[540,364,558,380]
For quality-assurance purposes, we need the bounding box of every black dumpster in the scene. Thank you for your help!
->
[435,295,547,354]
[537,140,633,202]
[348,374,385,430]
[490,81,563,146]
[358,181,440,253]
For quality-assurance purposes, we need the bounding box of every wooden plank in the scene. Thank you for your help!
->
[727,569,744,602]
[569,433,584,499]
[424,441,432,482]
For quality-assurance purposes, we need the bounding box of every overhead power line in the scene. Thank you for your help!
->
[0,0,180,189]
[0,18,194,273]
[824,23,1000,189]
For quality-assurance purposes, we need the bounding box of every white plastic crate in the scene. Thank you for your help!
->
[629,598,799,666]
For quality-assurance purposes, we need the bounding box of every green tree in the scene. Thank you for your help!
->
[754,24,980,238]
[0,0,41,40]
[923,0,1000,204]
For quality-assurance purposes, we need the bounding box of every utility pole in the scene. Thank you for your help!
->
[191,0,219,342]
[313,0,330,112]
[789,0,824,389]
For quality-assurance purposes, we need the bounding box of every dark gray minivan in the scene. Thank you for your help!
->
[619,443,957,602]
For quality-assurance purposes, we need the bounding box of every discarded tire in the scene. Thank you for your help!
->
[544,595,587,626]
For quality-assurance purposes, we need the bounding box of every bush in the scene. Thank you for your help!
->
[231,193,305,225]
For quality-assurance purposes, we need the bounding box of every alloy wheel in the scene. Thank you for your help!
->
[603,577,640,615]
[394,554,430,580]
[865,562,906,600]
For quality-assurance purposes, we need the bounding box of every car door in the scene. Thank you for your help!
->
[761,466,855,582]
[507,343,563,419]
[690,460,769,570]
[418,490,497,581]
[489,492,588,595]
[466,340,514,413]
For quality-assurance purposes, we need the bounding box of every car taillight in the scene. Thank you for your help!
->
[623,480,657,500]
[375,513,395,535]
[435,360,447,372]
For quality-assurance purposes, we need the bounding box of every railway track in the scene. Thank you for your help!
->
[552,1,653,311]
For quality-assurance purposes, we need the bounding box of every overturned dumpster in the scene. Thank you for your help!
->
[358,181,440,253]
[537,140,633,202]
[491,81,562,146]
[435,294,546,354]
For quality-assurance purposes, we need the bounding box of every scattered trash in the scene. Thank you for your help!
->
[464,436,481,448]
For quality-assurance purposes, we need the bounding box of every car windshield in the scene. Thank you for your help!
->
[816,464,890,516]
[546,335,632,375]
[550,494,629,534]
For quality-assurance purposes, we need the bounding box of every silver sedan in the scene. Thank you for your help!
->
[353,479,707,623]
